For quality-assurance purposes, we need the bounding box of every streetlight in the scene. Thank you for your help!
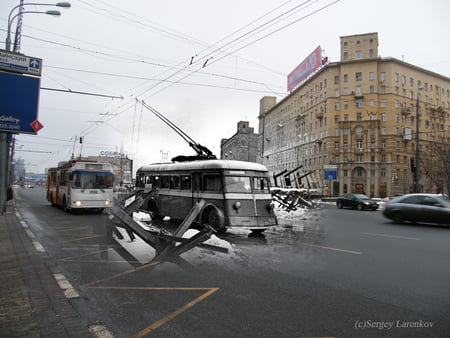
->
[6,2,71,51]
[413,86,424,193]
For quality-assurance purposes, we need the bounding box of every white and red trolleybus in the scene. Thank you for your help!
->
[46,160,114,213]
[135,159,277,233]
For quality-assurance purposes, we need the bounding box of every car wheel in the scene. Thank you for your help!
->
[336,201,343,209]
[356,203,363,211]
[203,207,225,233]
[392,212,404,224]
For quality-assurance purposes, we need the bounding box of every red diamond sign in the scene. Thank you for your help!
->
[30,119,43,133]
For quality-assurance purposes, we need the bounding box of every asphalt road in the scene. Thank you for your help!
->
[13,187,450,338]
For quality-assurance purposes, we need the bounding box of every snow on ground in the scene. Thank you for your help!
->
[125,203,317,267]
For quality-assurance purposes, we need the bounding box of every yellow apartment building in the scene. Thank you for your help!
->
[258,32,450,197]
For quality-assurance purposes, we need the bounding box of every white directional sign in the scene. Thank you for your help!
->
[0,50,42,76]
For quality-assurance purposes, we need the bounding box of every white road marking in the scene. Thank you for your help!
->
[54,273,80,298]
[304,243,363,255]
[363,232,420,241]
[32,241,46,253]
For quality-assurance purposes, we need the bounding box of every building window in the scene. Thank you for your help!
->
[344,114,349,121]
[335,129,340,136]
[344,74,348,82]
[356,72,362,81]
[357,168,363,176]
[343,128,349,136]
[370,85,375,94]
[335,89,340,97]
[357,140,363,149]
[380,100,387,108]
[334,102,340,110]
[410,77,414,87]
[369,49,374,57]
[356,100,363,108]
[370,100,375,107]
[356,155,362,162]
[344,87,349,95]
[381,127,386,135]
[369,72,375,81]
[381,168,386,177]
[343,169,348,177]
[335,142,340,149]
[355,51,361,59]
[380,72,386,82]
[334,114,339,122]
[335,155,339,163]
[344,101,349,109]
[381,113,386,121]
[343,52,348,61]
[334,75,340,84]
[401,75,406,85]
[394,73,399,82]
[357,112,362,121]
[343,142,348,149]
[381,141,386,149]
[381,85,386,94]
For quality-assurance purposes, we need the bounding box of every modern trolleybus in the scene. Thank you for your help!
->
[136,159,278,233]
[46,160,114,213]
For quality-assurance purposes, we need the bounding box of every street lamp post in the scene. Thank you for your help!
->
[0,2,70,214]
[413,87,423,193]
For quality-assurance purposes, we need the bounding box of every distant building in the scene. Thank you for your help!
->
[258,32,450,197]
[220,121,259,162]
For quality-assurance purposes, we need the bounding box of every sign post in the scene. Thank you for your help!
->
[0,50,42,213]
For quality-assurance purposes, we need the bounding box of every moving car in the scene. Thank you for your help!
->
[383,193,450,226]
[336,193,379,211]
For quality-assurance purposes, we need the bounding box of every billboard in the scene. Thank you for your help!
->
[287,46,322,92]
[0,71,41,134]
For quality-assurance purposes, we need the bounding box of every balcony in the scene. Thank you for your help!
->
[315,111,324,119]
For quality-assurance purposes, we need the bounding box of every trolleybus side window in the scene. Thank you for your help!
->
[253,177,270,192]
[59,170,68,186]
[161,175,170,189]
[203,174,222,191]
[180,175,191,190]
[170,175,180,189]
[224,176,251,193]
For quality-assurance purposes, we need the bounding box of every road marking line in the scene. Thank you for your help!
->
[133,288,219,337]
[363,232,420,241]
[304,243,362,255]
[54,273,80,298]
[32,241,46,253]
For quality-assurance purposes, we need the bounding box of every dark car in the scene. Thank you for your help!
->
[336,193,379,211]
[383,193,450,226]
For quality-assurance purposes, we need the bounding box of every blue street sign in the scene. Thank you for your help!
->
[0,71,41,134]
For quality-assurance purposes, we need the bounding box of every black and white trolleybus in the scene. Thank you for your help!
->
[136,159,277,233]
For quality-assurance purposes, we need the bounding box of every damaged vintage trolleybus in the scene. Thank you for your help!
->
[136,159,277,233]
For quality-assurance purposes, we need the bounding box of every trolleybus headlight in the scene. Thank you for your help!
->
[233,202,241,211]
[105,200,111,206]
[75,201,82,207]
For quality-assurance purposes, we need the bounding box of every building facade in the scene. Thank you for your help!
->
[258,33,450,197]
[220,121,259,162]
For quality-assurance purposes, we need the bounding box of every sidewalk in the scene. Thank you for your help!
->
[0,201,94,337]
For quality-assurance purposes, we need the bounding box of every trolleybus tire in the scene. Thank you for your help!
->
[203,206,225,233]
[62,197,69,213]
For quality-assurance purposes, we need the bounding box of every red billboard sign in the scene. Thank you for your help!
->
[287,46,321,92]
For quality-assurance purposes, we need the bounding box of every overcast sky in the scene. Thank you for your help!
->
[1,0,449,174]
